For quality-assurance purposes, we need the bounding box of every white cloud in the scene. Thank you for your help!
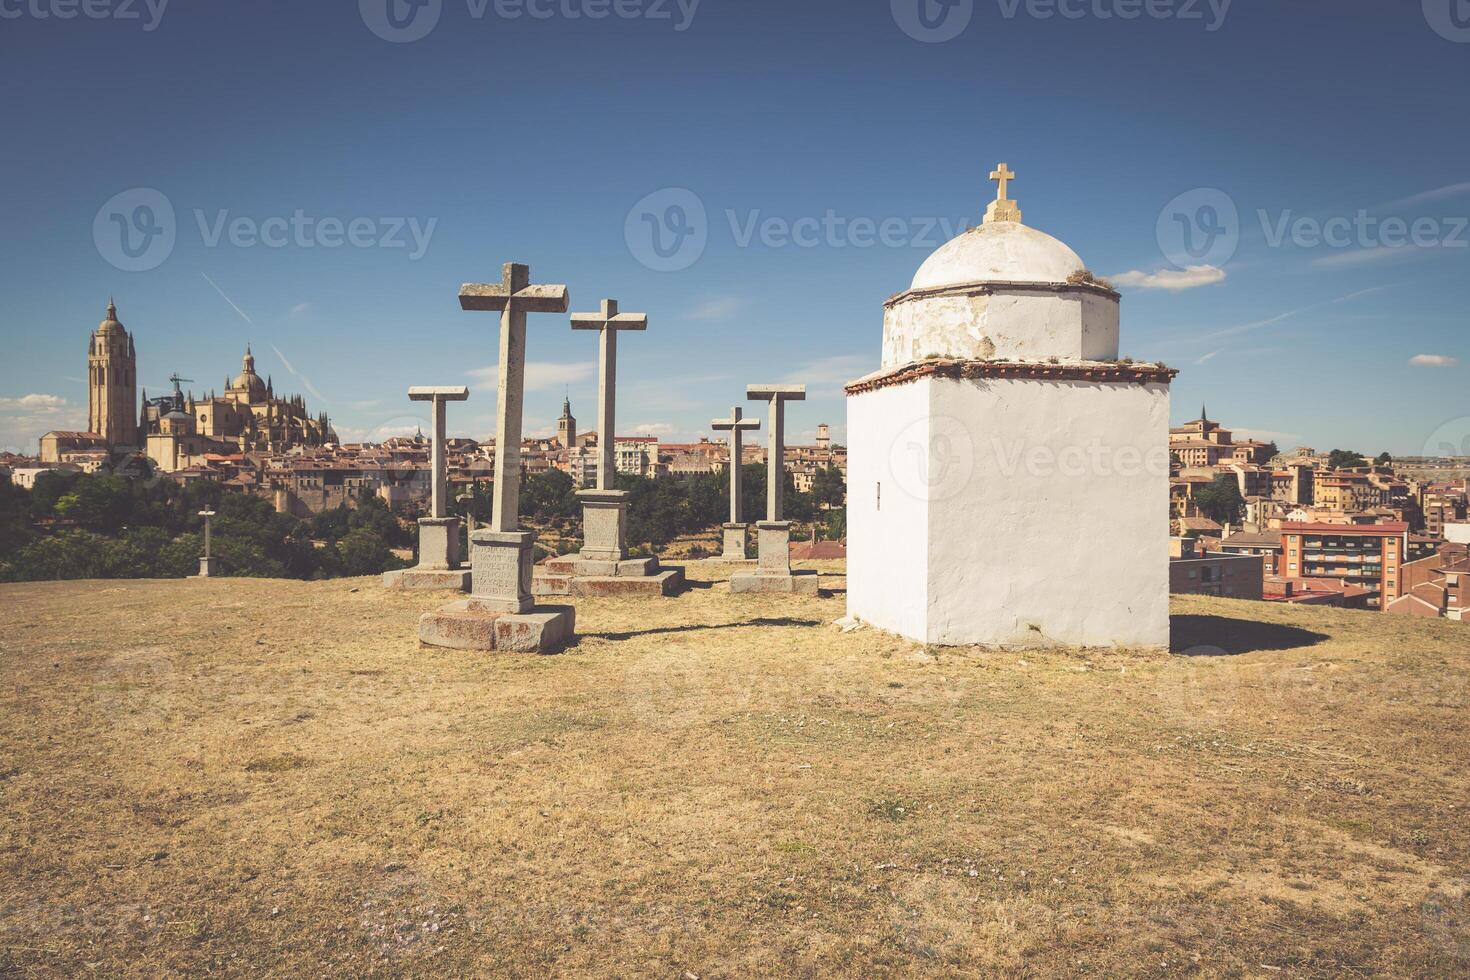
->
[686,296,742,321]
[1385,182,1470,210]
[1311,246,1434,269]
[0,393,87,454]
[0,394,69,411]
[466,361,596,392]
[288,302,312,318]
[1194,350,1220,365]
[1410,354,1460,368]
[629,422,675,437]
[780,354,871,391]
[1110,265,1226,292]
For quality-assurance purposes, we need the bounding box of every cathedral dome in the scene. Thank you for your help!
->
[911,220,1085,291]
[97,299,125,336]
[231,347,267,400]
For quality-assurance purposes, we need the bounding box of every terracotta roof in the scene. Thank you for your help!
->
[845,359,1177,395]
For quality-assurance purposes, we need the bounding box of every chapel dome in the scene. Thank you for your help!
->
[910,219,1085,291]
[880,163,1121,368]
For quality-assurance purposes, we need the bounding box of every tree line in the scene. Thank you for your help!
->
[0,461,848,581]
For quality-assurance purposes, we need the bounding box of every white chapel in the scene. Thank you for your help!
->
[845,164,1175,649]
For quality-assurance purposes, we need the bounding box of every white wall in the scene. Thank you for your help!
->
[846,382,930,640]
[882,288,1119,368]
[926,377,1171,649]
[848,376,1171,650]
[1445,523,1470,545]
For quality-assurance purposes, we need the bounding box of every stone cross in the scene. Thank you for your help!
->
[460,263,570,532]
[456,492,477,533]
[408,386,469,519]
[196,509,218,578]
[746,385,806,522]
[571,298,647,491]
[711,406,760,523]
[990,162,1015,200]
[986,161,1022,224]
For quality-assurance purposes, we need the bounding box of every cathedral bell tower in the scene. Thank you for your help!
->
[557,394,577,449]
[88,299,139,448]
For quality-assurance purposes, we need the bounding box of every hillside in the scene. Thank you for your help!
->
[1,563,1467,976]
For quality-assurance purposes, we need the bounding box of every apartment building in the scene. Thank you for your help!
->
[1279,521,1410,610]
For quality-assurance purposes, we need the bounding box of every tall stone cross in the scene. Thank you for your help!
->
[199,510,215,558]
[460,263,570,532]
[985,161,1022,224]
[571,298,647,491]
[408,386,469,518]
[746,385,806,522]
[711,406,760,523]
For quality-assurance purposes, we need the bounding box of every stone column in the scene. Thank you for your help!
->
[747,385,806,575]
[197,509,218,577]
[408,387,470,571]
[571,298,647,563]
[458,263,569,613]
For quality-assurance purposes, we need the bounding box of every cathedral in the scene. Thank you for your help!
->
[143,346,336,471]
[40,300,335,471]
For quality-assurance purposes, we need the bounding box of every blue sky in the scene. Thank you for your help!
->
[1,0,1467,456]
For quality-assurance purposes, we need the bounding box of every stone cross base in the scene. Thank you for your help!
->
[382,567,472,592]
[729,521,819,594]
[533,553,684,597]
[577,489,629,562]
[756,521,793,576]
[470,529,535,614]
[416,516,462,570]
[721,523,752,561]
[419,599,575,653]
[729,569,820,595]
[193,557,219,578]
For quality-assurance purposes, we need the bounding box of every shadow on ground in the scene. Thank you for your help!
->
[585,617,823,641]
[1170,615,1330,656]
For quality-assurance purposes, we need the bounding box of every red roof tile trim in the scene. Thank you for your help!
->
[845,359,1178,396]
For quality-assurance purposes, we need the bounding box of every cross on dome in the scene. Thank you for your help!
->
[985,161,1022,225]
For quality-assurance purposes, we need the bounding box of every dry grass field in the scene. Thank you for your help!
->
[2,561,1468,977]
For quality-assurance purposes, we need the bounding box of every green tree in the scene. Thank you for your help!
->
[810,465,847,509]
[1195,474,1244,526]
[1328,449,1367,470]
[338,527,400,576]
[1375,452,1393,466]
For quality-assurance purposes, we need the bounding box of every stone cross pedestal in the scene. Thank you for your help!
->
[384,386,473,591]
[417,262,575,653]
[532,298,683,599]
[712,406,760,561]
[730,385,818,595]
[195,509,218,577]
